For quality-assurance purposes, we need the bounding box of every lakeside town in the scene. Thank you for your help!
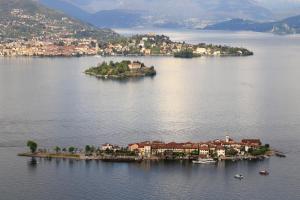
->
[20,136,282,163]
[1,7,253,59]
[0,33,253,57]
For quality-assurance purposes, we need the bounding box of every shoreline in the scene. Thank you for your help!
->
[0,53,253,58]
[18,150,276,163]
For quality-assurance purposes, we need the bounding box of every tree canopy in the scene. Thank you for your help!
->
[27,140,37,153]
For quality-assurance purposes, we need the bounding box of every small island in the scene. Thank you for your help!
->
[84,60,156,79]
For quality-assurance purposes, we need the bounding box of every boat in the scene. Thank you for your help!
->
[192,158,216,164]
[259,170,269,175]
[275,152,286,158]
[234,174,244,179]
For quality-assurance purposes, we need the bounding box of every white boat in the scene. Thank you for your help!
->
[234,174,244,179]
[192,158,216,164]
[259,170,269,175]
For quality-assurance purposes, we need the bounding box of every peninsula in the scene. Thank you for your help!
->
[19,136,279,163]
[84,60,156,79]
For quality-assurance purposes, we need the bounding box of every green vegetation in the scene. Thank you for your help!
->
[226,148,238,156]
[85,60,156,79]
[191,150,199,155]
[54,146,61,153]
[249,145,270,156]
[174,49,197,58]
[68,146,75,154]
[0,0,119,42]
[27,140,37,153]
[85,145,92,153]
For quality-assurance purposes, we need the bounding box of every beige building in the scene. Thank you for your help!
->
[128,61,142,70]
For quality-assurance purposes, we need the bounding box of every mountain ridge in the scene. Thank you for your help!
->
[39,0,273,29]
[203,15,300,34]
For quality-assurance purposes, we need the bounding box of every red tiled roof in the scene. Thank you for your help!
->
[242,139,262,145]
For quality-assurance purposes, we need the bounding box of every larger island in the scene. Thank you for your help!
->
[19,136,283,163]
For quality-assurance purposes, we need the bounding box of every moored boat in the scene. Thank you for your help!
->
[234,174,244,179]
[192,158,216,164]
[275,152,286,157]
[259,170,269,175]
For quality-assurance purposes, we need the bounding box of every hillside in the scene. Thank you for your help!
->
[0,0,119,42]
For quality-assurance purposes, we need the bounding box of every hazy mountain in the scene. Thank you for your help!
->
[87,9,144,28]
[0,0,119,41]
[272,15,300,34]
[204,19,274,32]
[204,15,300,34]
[256,0,300,19]
[40,0,90,22]
[39,0,274,29]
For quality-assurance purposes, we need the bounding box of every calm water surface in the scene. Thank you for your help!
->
[0,30,300,199]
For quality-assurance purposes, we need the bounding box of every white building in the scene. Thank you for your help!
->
[216,146,225,157]
[199,147,209,155]
[225,135,230,143]
[194,47,207,55]
[101,143,114,151]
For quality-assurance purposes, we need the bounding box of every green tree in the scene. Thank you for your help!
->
[58,41,65,46]
[226,148,238,156]
[68,146,75,154]
[54,146,61,153]
[174,49,194,58]
[27,140,37,153]
[90,146,96,153]
[85,145,91,153]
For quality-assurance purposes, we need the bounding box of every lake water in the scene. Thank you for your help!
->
[1,30,300,200]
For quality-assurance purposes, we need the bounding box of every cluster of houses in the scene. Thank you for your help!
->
[0,8,102,57]
[101,136,262,159]
[0,38,99,57]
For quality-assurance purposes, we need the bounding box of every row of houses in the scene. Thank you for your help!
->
[114,136,262,158]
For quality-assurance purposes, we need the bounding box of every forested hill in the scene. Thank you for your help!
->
[0,0,119,42]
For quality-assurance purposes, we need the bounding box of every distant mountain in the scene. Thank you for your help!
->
[89,9,144,28]
[40,0,144,28]
[0,0,119,42]
[203,15,300,34]
[272,15,300,34]
[40,0,90,22]
[39,0,273,29]
[204,19,274,32]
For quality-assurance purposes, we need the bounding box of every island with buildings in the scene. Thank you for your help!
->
[84,60,156,79]
[19,136,279,163]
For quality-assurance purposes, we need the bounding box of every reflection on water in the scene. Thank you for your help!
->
[27,157,38,168]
